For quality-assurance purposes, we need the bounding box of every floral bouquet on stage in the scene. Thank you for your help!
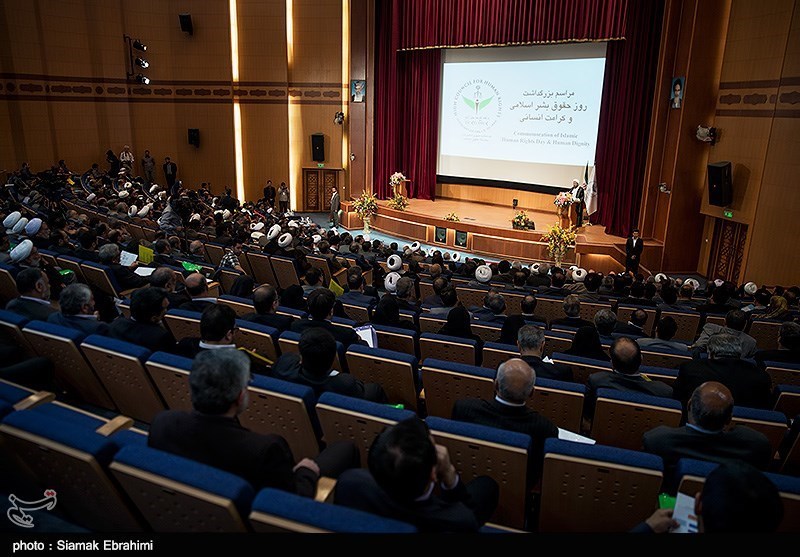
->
[511,210,534,230]
[444,212,460,222]
[542,223,577,267]
[389,172,407,189]
[352,191,378,233]
[387,192,409,211]
[554,191,575,218]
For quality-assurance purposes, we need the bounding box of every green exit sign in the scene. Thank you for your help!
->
[723,210,733,218]
[317,163,325,168]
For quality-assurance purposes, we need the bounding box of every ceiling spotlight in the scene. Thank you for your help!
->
[135,57,149,69]
[132,39,147,52]
[135,74,150,85]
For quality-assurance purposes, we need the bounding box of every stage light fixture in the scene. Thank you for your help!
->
[135,57,149,69]
[133,39,147,52]
[135,74,150,85]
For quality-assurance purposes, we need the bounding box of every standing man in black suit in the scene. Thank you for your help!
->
[263,180,276,209]
[643,381,772,470]
[625,228,644,274]
[518,325,574,382]
[334,417,499,532]
[673,333,772,409]
[163,156,178,189]
[149,348,359,495]
[452,358,559,483]
[330,186,341,227]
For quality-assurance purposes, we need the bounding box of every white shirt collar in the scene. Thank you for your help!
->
[199,341,236,350]
[74,313,98,320]
[193,297,218,303]
[19,296,51,305]
[494,395,526,407]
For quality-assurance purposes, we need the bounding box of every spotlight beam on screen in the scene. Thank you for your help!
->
[287,0,300,212]
[229,0,245,201]
[436,43,607,191]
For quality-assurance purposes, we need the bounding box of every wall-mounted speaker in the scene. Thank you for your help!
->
[707,161,733,207]
[311,133,325,162]
[188,128,200,147]
[179,13,194,36]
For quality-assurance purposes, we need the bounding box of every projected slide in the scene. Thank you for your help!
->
[437,45,606,189]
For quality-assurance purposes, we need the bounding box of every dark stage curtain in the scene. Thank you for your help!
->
[375,0,662,233]
[590,0,664,237]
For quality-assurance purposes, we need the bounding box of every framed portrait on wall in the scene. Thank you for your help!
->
[671,77,684,109]
[350,80,366,103]
[434,226,447,244]
[455,230,468,248]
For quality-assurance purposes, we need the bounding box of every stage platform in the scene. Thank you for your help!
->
[341,197,661,275]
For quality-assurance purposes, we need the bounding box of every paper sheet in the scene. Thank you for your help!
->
[120,251,138,267]
[134,267,155,277]
[557,428,596,444]
[670,492,699,533]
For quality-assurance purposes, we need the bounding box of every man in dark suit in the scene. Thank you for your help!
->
[613,307,649,337]
[518,325,573,382]
[643,381,772,470]
[271,327,386,401]
[526,263,551,288]
[263,180,276,209]
[585,337,673,419]
[149,348,359,495]
[519,295,548,325]
[329,186,341,227]
[338,271,378,309]
[152,239,182,268]
[74,230,100,262]
[290,288,366,348]
[334,417,499,532]
[695,286,738,316]
[175,304,238,359]
[550,294,594,329]
[754,321,800,366]
[537,270,568,297]
[421,276,448,308]
[452,358,558,483]
[179,273,218,313]
[163,156,178,188]
[673,333,772,409]
[617,282,657,307]
[149,267,190,310]
[395,276,421,315]
[593,308,618,345]
[469,289,507,324]
[625,228,644,274]
[6,267,56,321]
[47,283,109,335]
[108,287,176,353]
[241,284,293,333]
[98,243,149,291]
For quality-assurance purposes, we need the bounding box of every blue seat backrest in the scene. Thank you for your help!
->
[316,392,415,422]
[426,416,531,451]
[422,358,494,379]
[24,319,86,342]
[420,332,477,347]
[347,344,418,368]
[82,334,151,362]
[551,352,613,368]
[543,438,664,472]
[0,309,28,327]
[536,377,586,394]
[595,388,682,410]
[147,351,193,371]
[731,406,788,424]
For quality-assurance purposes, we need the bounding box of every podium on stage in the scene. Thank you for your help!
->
[392,179,410,198]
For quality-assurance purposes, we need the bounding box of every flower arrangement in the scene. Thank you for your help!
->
[511,210,534,230]
[541,223,577,267]
[554,192,575,208]
[389,172,407,189]
[387,192,409,211]
[352,191,378,221]
[444,212,460,222]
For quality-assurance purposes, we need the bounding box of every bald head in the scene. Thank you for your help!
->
[495,358,536,404]
[149,267,176,291]
[185,273,208,297]
[189,240,204,255]
[610,337,642,374]
[688,381,734,431]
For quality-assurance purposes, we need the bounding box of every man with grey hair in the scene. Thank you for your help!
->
[149,348,359,495]
[452,357,558,482]
[47,283,109,335]
[692,309,757,358]
[470,289,507,323]
[517,325,573,382]
[551,294,594,329]
[395,276,420,314]
[673,333,771,409]
[149,266,190,309]
[99,242,149,290]
[594,308,618,344]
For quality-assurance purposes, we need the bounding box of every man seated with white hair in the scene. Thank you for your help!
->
[47,283,109,335]
[98,242,149,291]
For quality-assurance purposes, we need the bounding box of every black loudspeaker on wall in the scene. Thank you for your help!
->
[179,13,194,35]
[311,133,325,162]
[188,128,200,148]
[707,161,733,207]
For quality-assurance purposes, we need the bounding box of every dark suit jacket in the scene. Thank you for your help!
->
[179,299,217,313]
[673,358,772,409]
[47,312,109,336]
[110,263,149,291]
[617,297,657,307]
[338,291,378,308]
[526,275,551,288]
[108,317,176,353]
[166,290,192,310]
[330,192,341,212]
[452,397,558,482]
[521,355,574,383]
[642,424,772,470]
[754,348,800,367]
[74,247,100,262]
[270,353,386,402]
[334,468,483,532]
[469,307,506,323]
[6,297,57,321]
[422,294,444,307]
[242,312,294,333]
[613,322,648,337]
[586,371,673,418]
[625,238,644,260]
[149,410,317,496]
[290,317,365,348]
[551,316,594,329]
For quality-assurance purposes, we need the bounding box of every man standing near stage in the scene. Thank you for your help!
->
[330,186,340,227]
[625,228,644,275]
[570,180,587,227]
